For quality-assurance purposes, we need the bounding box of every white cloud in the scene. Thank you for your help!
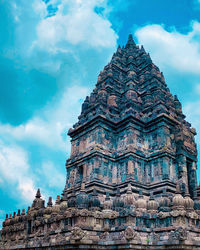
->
[135,21,200,74]
[0,141,36,203]
[33,0,117,54]
[0,85,89,152]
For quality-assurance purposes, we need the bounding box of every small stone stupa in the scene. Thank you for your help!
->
[1,35,200,250]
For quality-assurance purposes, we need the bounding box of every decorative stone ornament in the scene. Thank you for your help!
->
[124,226,137,240]
[103,193,112,211]
[124,183,135,207]
[172,183,185,210]
[113,188,124,210]
[70,227,86,241]
[76,183,89,209]
[147,192,159,213]
[169,227,187,241]
[135,190,147,212]
[184,191,194,211]
[31,189,45,210]
[159,188,171,212]
[89,189,101,210]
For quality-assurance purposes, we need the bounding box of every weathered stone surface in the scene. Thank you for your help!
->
[1,34,200,249]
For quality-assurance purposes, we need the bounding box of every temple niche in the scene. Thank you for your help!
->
[1,35,200,250]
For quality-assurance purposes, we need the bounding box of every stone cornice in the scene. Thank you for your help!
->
[68,113,180,140]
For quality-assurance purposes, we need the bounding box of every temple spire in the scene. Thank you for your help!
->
[126,34,136,48]
[36,188,41,198]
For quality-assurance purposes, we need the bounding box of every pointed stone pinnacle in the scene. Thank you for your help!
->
[36,188,41,198]
[47,197,53,207]
[126,34,136,48]
[55,195,60,205]
[17,209,20,216]
[117,45,122,53]
[128,34,133,42]
[21,209,25,215]
[141,45,146,53]
[174,95,179,101]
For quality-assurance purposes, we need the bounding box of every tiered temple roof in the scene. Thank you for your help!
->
[73,35,185,128]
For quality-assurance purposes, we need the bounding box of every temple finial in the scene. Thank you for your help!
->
[36,188,41,198]
[128,34,133,42]
[55,195,60,205]
[174,95,179,101]
[126,34,136,48]
[141,45,146,53]
[117,45,122,54]
[47,197,53,207]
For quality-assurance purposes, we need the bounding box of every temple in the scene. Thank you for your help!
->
[1,35,200,249]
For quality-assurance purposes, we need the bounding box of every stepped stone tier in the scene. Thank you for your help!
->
[1,35,200,250]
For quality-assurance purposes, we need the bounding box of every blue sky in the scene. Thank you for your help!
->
[0,0,200,226]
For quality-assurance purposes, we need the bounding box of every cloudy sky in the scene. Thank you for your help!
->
[1,0,200,226]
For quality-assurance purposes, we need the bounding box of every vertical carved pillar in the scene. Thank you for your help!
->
[162,157,169,180]
[165,127,171,148]
[112,164,117,184]
[82,164,86,182]
[145,164,150,183]
[189,161,197,198]
[93,157,100,181]
[178,154,188,195]
[182,155,188,187]
[128,159,134,176]
[97,161,103,183]
[134,161,138,181]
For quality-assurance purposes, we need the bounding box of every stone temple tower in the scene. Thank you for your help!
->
[1,35,200,250]
[63,34,197,200]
